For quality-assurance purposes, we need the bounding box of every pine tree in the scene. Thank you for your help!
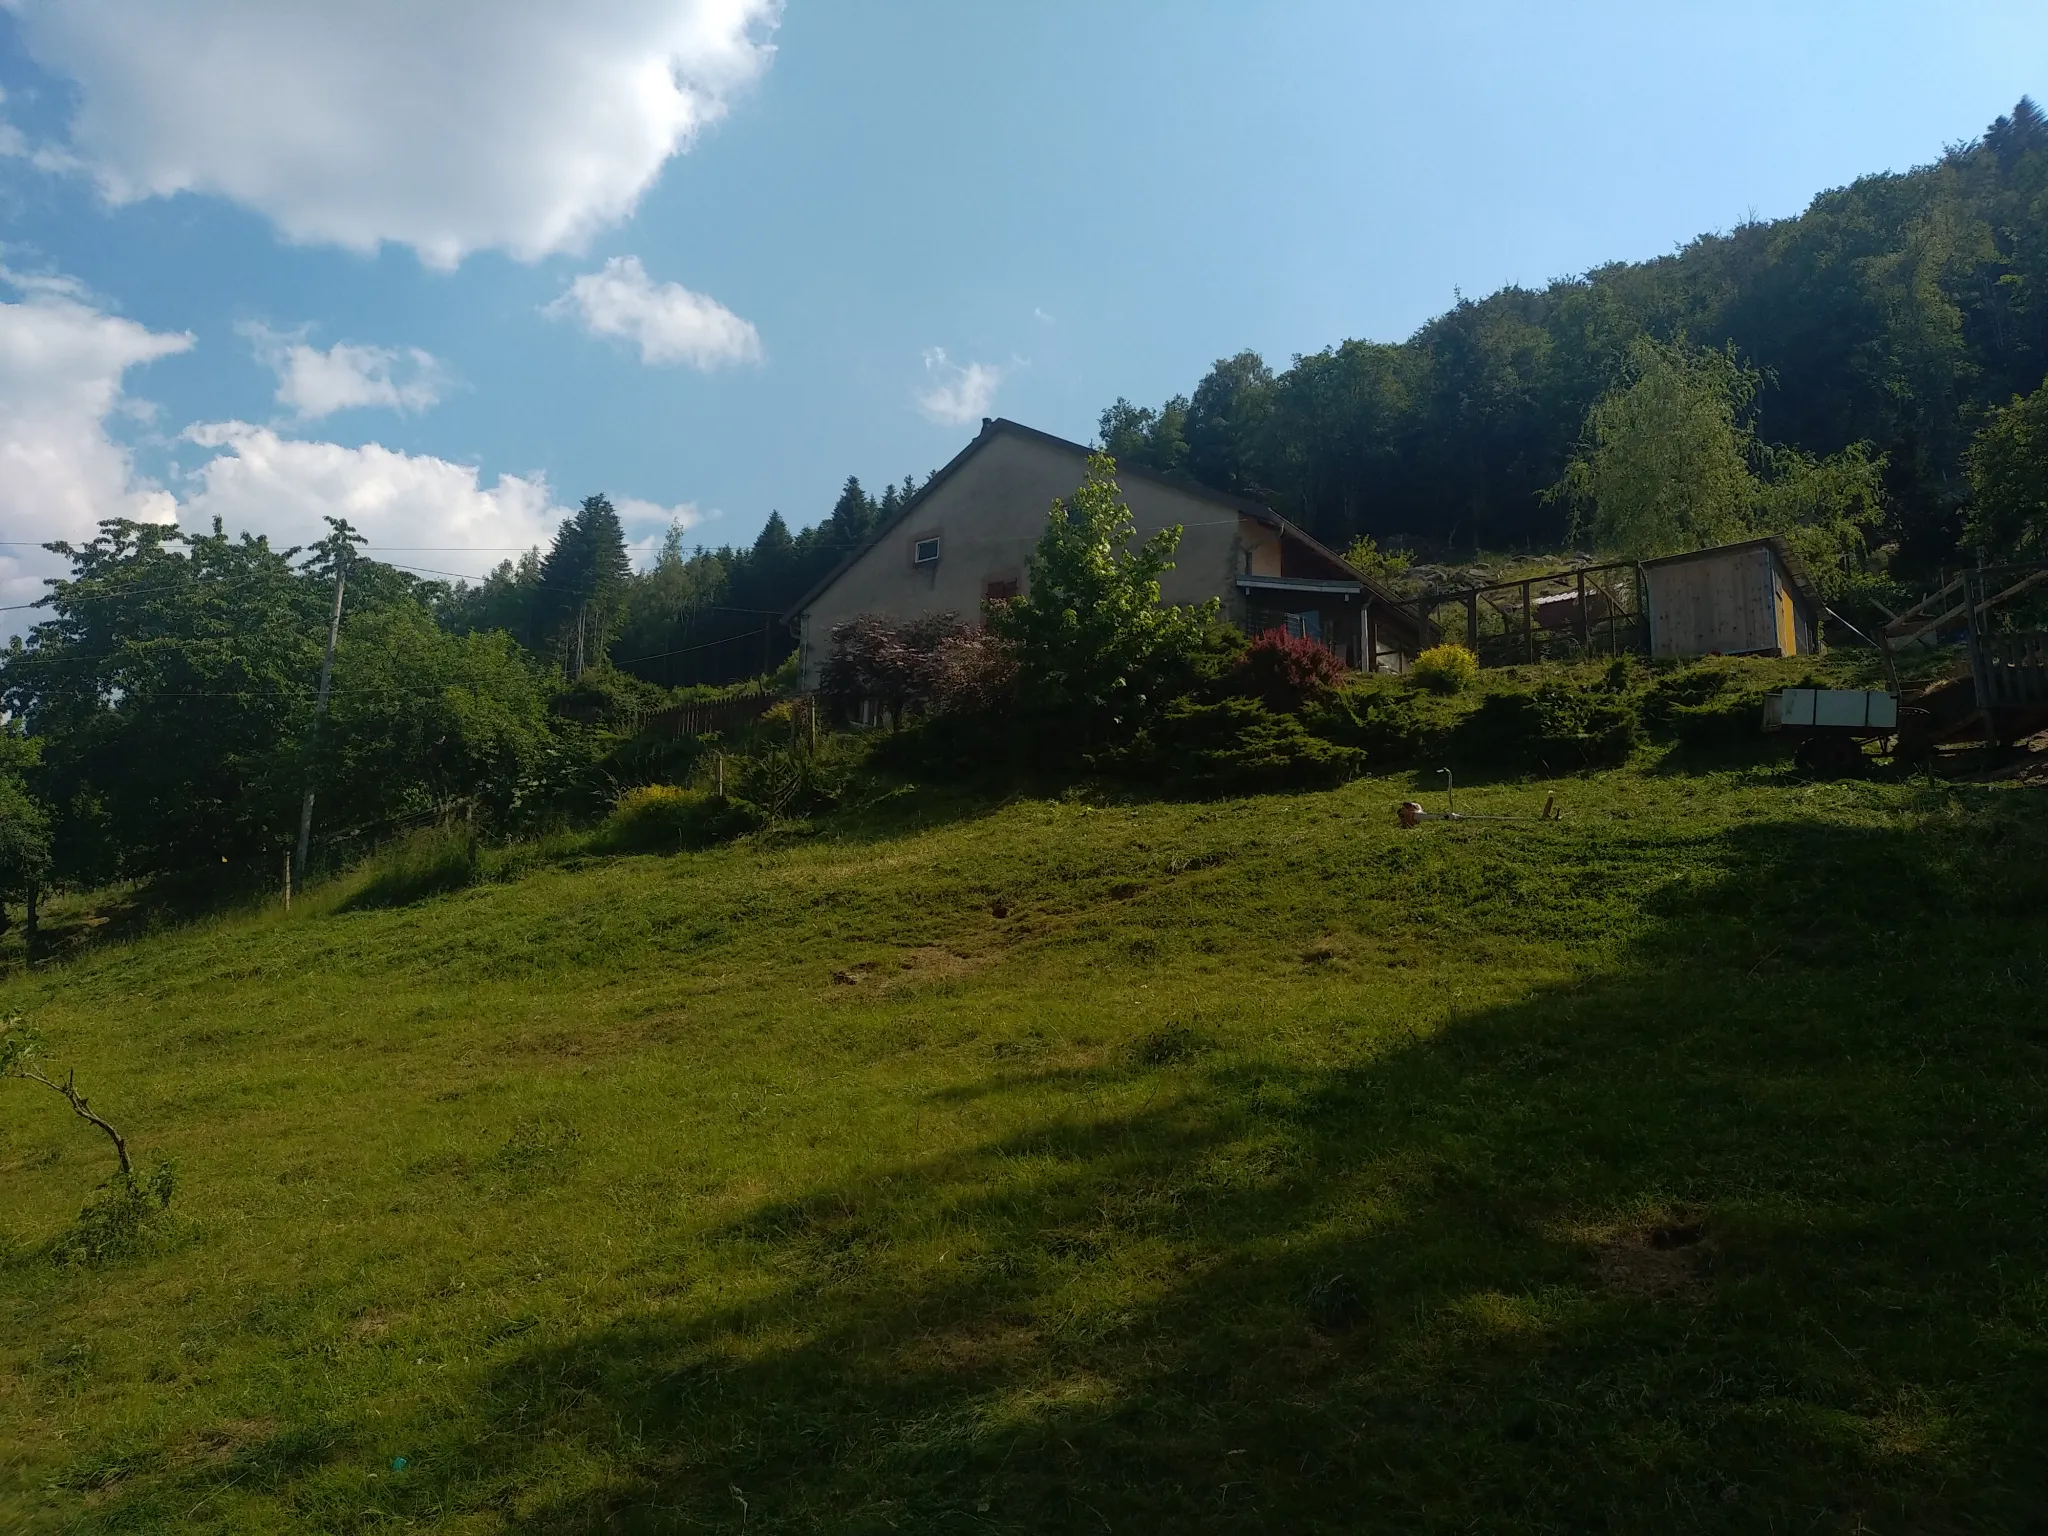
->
[537,494,633,678]
[1986,96,2047,168]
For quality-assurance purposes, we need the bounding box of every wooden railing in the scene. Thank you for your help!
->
[1405,561,1646,666]
[1980,631,2048,709]
[646,687,778,738]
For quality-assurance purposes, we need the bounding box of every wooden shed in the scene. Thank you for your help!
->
[1641,536,1820,659]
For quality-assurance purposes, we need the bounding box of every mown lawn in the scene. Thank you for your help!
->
[2,760,2045,1532]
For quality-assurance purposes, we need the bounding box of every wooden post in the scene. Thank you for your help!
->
[715,751,725,798]
[1465,591,1479,655]
[283,849,292,911]
[1575,570,1589,654]
[1523,580,1535,664]
[294,551,349,897]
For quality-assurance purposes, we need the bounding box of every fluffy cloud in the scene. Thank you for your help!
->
[0,272,190,611]
[618,496,705,534]
[241,323,446,421]
[178,423,564,571]
[547,256,761,368]
[915,348,1002,427]
[0,278,705,629]
[6,0,780,267]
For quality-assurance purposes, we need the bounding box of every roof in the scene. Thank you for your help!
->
[1237,574,1363,596]
[782,417,1423,633]
[1639,535,1821,609]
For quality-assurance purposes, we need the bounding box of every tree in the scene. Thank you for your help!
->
[537,495,633,678]
[1549,337,1762,556]
[1985,96,2047,169]
[989,453,1216,745]
[0,726,50,938]
[317,605,555,840]
[1,519,322,883]
[1184,351,1274,492]
[1098,396,1189,478]
[1965,374,2048,557]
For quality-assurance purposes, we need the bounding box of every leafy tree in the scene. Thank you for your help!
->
[1965,374,2048,557]
[317,605,555,840]
[1341,533,1414,585]
[1098,396,1190,477]
[1549,337,1763,556]
[0,726,50,937]
[990,454,1217,745]
[1754,441,1888,597]
[442,549,546,645]
[1,519,322,882]
[1184,351,1275,492]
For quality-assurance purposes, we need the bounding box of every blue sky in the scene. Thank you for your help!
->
[0,0,2043,607]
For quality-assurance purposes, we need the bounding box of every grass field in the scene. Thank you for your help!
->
[3,742,2046,1530]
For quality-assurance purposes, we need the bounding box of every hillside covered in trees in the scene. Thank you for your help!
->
[443,96,2048,688]
[1102,98,2048,572]
[5,100,2048,907]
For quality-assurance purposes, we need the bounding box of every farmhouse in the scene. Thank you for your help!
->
[787,418,1428,689]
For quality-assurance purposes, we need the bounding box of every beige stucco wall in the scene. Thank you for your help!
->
[797,429,1264,689]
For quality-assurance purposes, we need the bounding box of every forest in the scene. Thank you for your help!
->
[1101,96,2048,572]
[3,99,2047,905]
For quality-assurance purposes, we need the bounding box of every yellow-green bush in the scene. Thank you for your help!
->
[600,785,764,854]
[1411,643,1480,694]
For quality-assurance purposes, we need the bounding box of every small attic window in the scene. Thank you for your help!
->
[913,536,941,567]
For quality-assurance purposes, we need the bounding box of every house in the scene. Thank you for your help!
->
[786,418,1428,690]
[1641,536,1821,659]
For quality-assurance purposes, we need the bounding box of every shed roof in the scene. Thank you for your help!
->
[1639,535,1822,610]
[782,417,1422,637]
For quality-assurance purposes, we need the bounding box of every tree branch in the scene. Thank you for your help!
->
[15,1066,131,1181]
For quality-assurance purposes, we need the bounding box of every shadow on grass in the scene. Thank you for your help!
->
[110,797,2048,1532]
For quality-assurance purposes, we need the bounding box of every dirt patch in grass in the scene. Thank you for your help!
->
[1590,1213,1714,1300]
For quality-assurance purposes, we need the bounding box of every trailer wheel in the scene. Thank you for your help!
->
[1794,734,1865,779]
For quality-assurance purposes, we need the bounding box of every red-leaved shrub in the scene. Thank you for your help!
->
[1237,628,1345,713]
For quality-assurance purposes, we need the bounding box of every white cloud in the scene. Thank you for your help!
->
[240,323,446,421]
[618,495,704,533]
[0,271,190,613]
[177,423,564,571]
[7,0,781,268]
[915,348,1003,427]
[0,276,707,615]
[547,256,761,368]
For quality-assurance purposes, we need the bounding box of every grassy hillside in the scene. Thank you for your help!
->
[2,742,2045,1530]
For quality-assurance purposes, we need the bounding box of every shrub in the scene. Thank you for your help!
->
[1411,644,1480,694]
[1236,629,1346,713]
[735,746,847,820]
[346,824,480,909]
[1301,680,1429,764]
[599,786,764,854]
[1639,663,1767,751]
[820,613,962,727]
[1127,697,1364,792]
[55,1164,176,1265]
[1453,684,1641,772]
[988,453,1218,747]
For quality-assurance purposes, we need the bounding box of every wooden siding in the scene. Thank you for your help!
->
[1646,545,1803,658]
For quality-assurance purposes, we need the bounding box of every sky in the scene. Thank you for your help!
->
[1,0,2044,615]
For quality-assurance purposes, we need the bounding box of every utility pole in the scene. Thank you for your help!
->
[293,517,361,897]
